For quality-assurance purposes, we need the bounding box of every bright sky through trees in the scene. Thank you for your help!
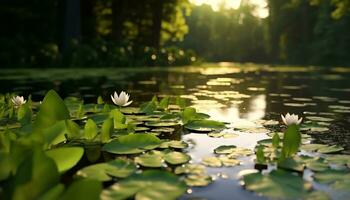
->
[190,0,269,18]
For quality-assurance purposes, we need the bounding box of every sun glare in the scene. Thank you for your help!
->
[190,0,269,18]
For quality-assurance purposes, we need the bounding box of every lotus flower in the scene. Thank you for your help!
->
[111,91,133,107]
[281,113,302,125]
[11,96,26,107]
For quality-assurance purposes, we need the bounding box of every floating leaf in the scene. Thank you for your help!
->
[135,152,163,168]
[175,164,206,175]
[185,174,213,187]
[77,159,136,181]
[46,147,84,173]
[278,157,304,172]
[317,145,344,154]
[214,145,237,154]
[101,170,186,200]
[59,179,102,200]
[313,169,350,184]
[301,144,344,154]
[219,156,240,167]
[202,157,222,167]
[243,170,312,199]
[159,140,189,149]
[145,121,179,127]
[164,151,190,165]
[185,120,226,132]
[102,134,161,154]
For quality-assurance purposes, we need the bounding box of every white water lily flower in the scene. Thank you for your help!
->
[111,91,133,107]
[281,113,302,125]
[11,96,26,107]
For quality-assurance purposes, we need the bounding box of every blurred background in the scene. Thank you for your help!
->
[1,0,350,68]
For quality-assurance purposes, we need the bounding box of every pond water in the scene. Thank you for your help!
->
[1,63,350,199]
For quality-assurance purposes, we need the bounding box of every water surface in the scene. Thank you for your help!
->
[1,63,350,199]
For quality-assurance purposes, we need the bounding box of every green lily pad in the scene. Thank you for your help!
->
[214,145,237,154]
[59,179,102,200]
[134,126,150,132]
[164,151,191,165]
[135,152,163,168]
[45,147,84,173]
[306,116,334,122]
[306,158,329,172]
[318,145,344,154]
[208,132,238,138]
[301,144,344,154]
[151,127,175,133]
[278,157,304,172]
[313,169,350,184]
[214,145,252,158]
[304,191,330,200]
[101,170,186,200]
[202,156,239,167]
[145,121,179,127]
[301,144,328,151]
[185,120,226,132]
[175,164,206,175]
[76,159,136,181]
[102,134,161,154]
[120,107,141,114]
[185,174,213,187]
[159,140,189,149]
[325,154,350,167]
[202,157,222,167]
[243,170,312,199]
[219,156,240,167]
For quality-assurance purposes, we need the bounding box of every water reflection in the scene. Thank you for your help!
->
[1,65,350,199]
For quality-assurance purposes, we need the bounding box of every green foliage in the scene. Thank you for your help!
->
[77,159,136,181]
[33,90,70,131]
[101,170,186,200]
[256,145,266,164]
[11,148,60,200]
[58,179,102,200]
[110,109,126,129]
[46,147,84,173]
[84,119,97,140]
[243,170,312,199]
[184,119,226,132]
[101,118,113,143]
[17,103,32,126]
[281,124,301,159]
[102,134,161,154]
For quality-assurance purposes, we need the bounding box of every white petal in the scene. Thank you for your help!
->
[286,113,291,118]
[114,91,119,99]
[111,95,117,105]
[123,101,133,107]
[281,114,287,125]
[297,117,303,125]
[119,92,126,103]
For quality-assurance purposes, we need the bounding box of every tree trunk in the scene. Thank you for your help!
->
[81,0,96,39]
[151,0,163,50]
[112,0,125,42]
[62,0,81,53]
